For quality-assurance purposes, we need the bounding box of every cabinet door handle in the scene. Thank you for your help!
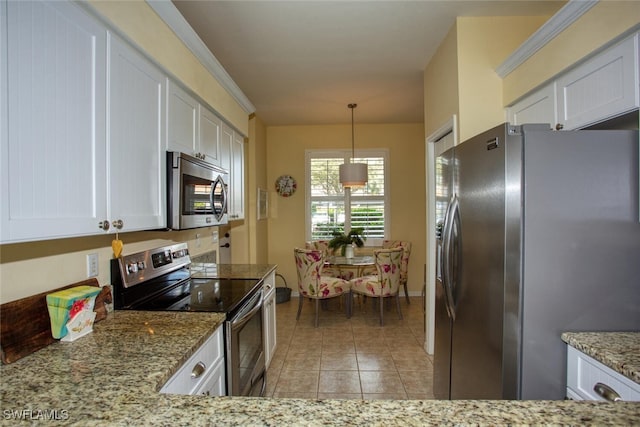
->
[98,220,110,231]
[594,382,622,402]
[191,361,206,379]
[112,219,124,229]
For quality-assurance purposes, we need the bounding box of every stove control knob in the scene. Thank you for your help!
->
[137,261,146,270]
[127,263,138,274]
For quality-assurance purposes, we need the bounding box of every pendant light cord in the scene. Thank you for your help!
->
[349,103,357,163]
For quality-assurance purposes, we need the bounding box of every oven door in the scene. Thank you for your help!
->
[225,289,266,397]
[168,152,228,230]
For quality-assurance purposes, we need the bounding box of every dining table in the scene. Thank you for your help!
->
[325,255,375,279]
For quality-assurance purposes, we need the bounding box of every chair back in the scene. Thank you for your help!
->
[373,247,403,295]
[382,240,411,285]
[305,240,331,256]
[294,248,324,297]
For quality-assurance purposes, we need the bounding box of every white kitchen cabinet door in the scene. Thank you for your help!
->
[0,0,107,243]
[199,106,222,166]
[219,122,233,173]
[167,80,198,155]
[161,327,225,396]
[556,33,639,130]
[229,130,245,220]
[506,83,556,129]
[108,34,166,233]
[566,345,640,401]
[263,271,277,369]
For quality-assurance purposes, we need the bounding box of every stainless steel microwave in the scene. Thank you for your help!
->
[167,151,228,230]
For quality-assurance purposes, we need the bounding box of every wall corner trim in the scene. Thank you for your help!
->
[146,0,256,114]
[495,0,599,78]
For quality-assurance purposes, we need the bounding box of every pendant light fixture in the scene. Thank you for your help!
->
[339,103,368,188]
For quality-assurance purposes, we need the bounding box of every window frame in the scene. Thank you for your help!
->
[305,149,389,246]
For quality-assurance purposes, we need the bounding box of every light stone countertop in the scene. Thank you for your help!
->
[561,331,640,384]
[189,263,277,280]
[1,311,640,426]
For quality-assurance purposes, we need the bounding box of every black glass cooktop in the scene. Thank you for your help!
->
[113,263,263,315]
[130,277,262,314]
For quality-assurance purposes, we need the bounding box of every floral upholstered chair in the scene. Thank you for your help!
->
[304,240,354,280]
[349,247,403,326]
[382,240,412,303]
[294,248,351,327]
[358,240,412,303]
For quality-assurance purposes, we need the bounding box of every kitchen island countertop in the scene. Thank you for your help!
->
[2,310,639,425]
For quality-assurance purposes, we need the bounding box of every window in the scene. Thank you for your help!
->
[306,150,388,246]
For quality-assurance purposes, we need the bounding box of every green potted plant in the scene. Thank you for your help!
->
[328,228,366,257]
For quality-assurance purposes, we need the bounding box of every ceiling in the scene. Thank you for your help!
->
[172,1,565,126]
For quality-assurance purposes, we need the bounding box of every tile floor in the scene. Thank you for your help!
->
[265,294,435,400]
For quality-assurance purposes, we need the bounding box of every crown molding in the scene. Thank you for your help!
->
[146,0,255,114]
[495,0,599,78]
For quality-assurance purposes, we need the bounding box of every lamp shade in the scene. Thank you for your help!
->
[339,162,368,188]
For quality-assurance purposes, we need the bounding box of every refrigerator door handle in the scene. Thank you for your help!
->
[442,195,459,321]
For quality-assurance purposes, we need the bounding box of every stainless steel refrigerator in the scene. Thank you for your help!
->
[433,123,640,400]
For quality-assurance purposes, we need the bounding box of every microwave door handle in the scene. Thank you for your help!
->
[221,179,229,215]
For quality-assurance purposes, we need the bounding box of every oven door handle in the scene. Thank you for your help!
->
[230,289,263,331]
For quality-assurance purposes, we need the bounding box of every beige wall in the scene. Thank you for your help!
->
[248,116,270,264]
[457,16,549,141]
[88,0,249,135]
[266,123,425,295]
[424,23,459,138]
[503,1,640,106]
[424,16,548,140]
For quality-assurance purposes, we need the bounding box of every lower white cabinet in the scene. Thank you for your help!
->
[161,327,225,396]
[263,271,277,369]
[566,345,640,401]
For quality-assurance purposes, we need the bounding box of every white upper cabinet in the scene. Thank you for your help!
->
[221,123,244,220]
[556,33,639,130]
[219,121,233,173]
[108,34,166,233]
[230,130,245,220]
[506,83,556,129]
[199,106,222,166]
[1,0,107,243]
[507,32,639,131]
[167,80,198,155]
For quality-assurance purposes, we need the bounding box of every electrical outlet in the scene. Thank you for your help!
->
[195,233,201,247]
[87,253,99,278]
[211,230,218,243]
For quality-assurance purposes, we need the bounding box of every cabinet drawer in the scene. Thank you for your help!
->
[193,360,226,397]
[160,327,224,395]
[567,345,640,401]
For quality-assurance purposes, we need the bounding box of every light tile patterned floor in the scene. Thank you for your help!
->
[265,294,435,400]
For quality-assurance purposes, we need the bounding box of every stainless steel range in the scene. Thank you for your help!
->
[111,242,266,397]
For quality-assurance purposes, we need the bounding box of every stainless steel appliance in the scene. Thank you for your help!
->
[167,151,228,230]
[434,123,640,400]
[111,243,266,397]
